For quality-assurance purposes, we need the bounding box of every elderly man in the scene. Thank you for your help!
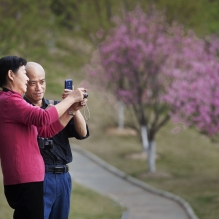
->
[24,62,89,219]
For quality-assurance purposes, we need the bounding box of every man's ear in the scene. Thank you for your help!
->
[7,70,14,81]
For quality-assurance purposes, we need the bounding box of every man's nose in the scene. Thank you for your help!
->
[35,83,41,90]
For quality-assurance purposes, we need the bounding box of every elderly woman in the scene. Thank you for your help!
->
[0,56,85,219]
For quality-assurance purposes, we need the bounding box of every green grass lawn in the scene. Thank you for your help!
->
[70,183,124,219]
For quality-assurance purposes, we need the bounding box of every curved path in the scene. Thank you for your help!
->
[69,144,198,219]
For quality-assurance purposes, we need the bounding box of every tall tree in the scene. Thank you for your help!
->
[86,6,211,172]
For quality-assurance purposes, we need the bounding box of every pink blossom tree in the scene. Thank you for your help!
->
[163,34,219,140]
[86,6,219,172]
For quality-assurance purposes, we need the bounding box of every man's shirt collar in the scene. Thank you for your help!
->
[23,96,49,108]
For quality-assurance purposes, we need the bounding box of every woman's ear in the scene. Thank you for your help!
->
[7,70,14,82]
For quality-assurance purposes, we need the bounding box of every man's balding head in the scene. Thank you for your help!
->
[25,62,46,107]
[26,62,45,75]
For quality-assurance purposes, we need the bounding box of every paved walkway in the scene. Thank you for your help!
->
[69,144,198,219]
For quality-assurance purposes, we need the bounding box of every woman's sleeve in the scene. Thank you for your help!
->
[37,120,64,138]
[5,93,58,126]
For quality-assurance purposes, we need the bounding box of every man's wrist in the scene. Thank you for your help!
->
[68,110,76,116]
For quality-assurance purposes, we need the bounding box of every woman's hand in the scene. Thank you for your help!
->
[62,88,85,103]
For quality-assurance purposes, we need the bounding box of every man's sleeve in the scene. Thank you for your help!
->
[65,119,90,140]
[53,100,90,140]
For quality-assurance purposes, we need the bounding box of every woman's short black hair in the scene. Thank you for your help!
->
[0,56,27,88]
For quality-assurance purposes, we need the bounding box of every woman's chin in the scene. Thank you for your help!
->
[22,88,27,95]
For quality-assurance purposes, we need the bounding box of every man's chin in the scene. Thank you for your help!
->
[34,94,43,99]
[32,96,43,102]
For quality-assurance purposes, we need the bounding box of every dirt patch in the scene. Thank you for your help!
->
[124,151,161,161]
[138,171,172,179]
[106,127,137,136]
[124,151,147,160]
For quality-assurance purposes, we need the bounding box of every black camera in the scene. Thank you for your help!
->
[37,137,53,150]
[84,92,88,99]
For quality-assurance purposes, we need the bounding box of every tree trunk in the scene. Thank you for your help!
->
[105,0,112,20]
[118,100,124,129]
[94,0,102,26]
[147,140,156,173]
[122,0,128,11]
[140,125,156,172]
[140,125,149,150]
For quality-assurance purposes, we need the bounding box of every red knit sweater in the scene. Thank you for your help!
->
[0,90,63,185]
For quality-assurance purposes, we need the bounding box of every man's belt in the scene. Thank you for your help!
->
[45,165,69,174]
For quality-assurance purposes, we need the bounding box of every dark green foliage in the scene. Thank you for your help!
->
[50,0,78,30]
[49,0,219,40]
[0,0,56,58]
[153,0,219,36]
[1,0,219,60]
[50,0,122,37]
